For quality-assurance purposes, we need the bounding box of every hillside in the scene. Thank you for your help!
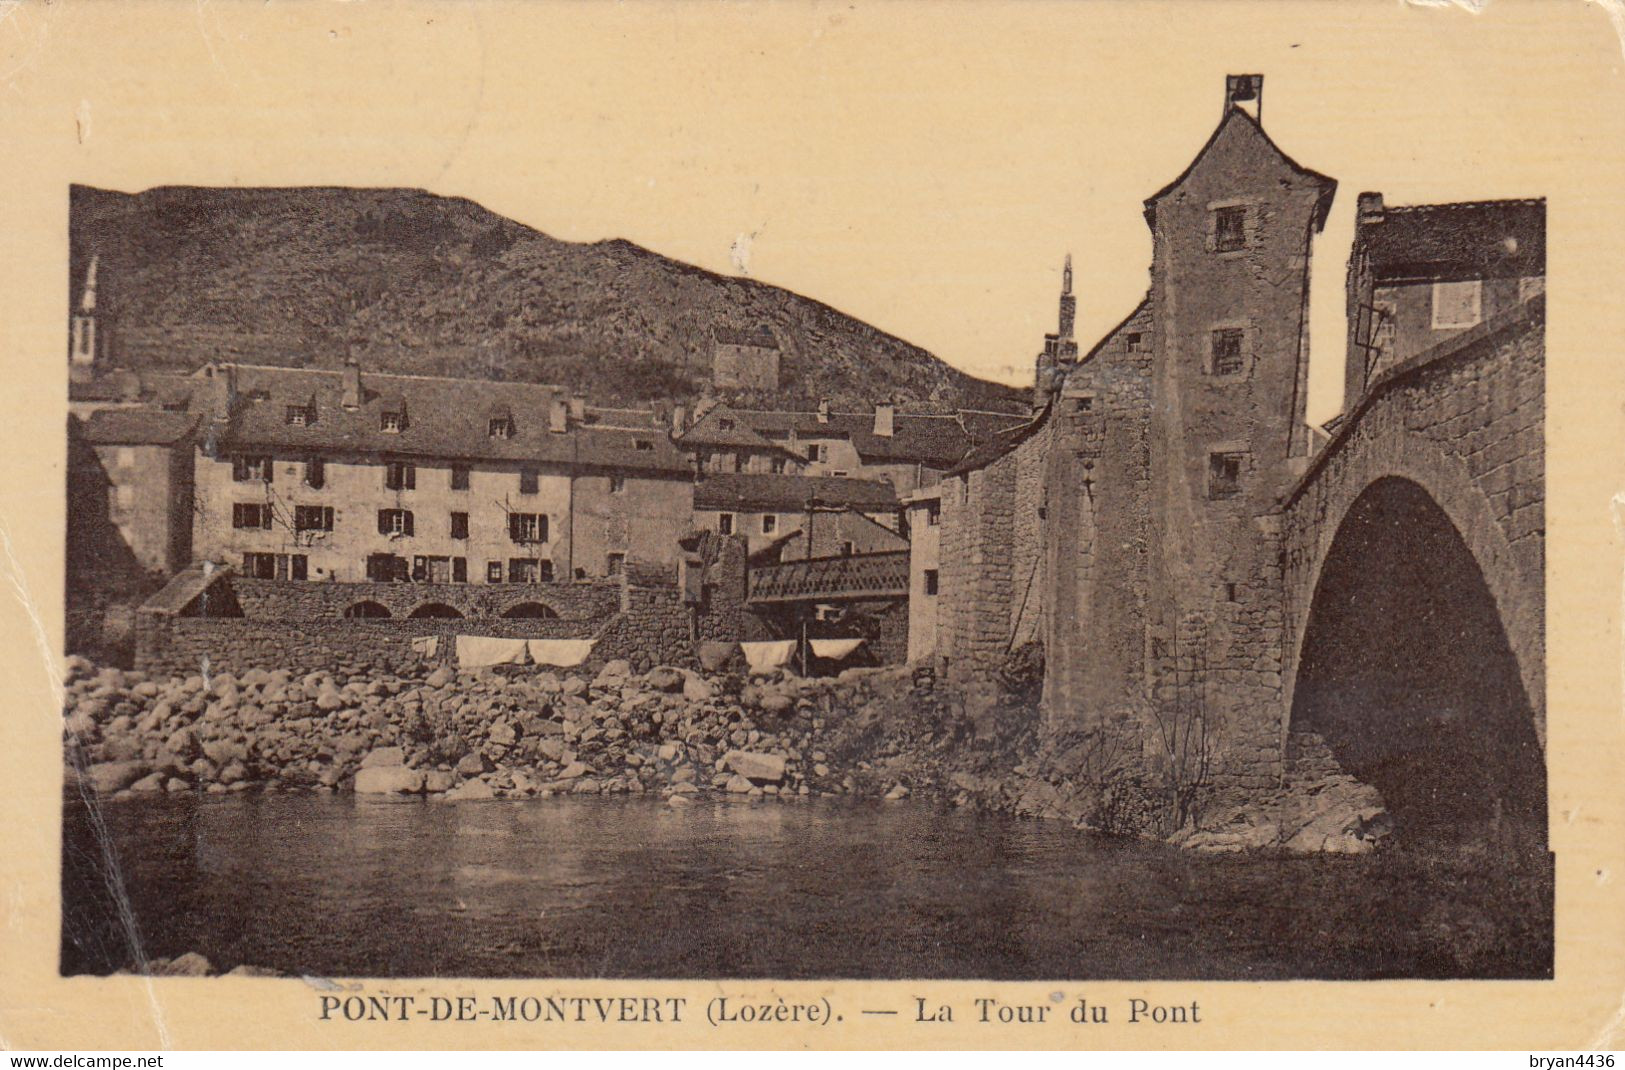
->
[69,185,1028,414]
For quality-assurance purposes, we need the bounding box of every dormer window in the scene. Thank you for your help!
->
[634,439,654,452]
[1214,205,1247,252]
[489,417,513,439]
[718,418,736,431]
[285,404,314,426]
[381,410,405,433]
[246,388,271,402]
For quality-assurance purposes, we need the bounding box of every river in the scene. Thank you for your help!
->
[60,793,1551,979]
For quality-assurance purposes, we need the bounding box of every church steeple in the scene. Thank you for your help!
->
[1058,252,1076,341]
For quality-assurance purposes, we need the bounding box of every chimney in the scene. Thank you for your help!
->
[341,357,362,410]
[1357,192,1386,226]
[549,395,569,433]
[204,362,236,423]
[873,400,895,438]
[671,404,687,435]
[816,398,831,424]
[1225,73,1263,122]
[569,394,586,422]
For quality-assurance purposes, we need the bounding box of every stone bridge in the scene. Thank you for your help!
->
[1279,296,1544,838]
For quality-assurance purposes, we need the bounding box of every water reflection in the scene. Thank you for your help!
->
[60,793,1550,980]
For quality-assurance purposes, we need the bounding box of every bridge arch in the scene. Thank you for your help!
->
[1286,473,1545,847]
[1285,423,1544,749]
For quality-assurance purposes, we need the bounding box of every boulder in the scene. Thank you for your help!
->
[724,750,786,784]
[488,720,518,746]
[558,761,589,780]
[725,773,755,794]
[128,772,166,793]
[758,692,794,716]
[425,667,454,689]
[456,752,492,776]
[666,792,694,808]
[682,674,715,702]
[361,746,407,769]
[86,761,149,795]
[422,770,456,793]
[445,778,496,802]
[354,766,425,795]
[645,667,684,693]
[592,660,631,689]
[697,642,736,673]
[536,738,567,762]
[884,784,910,801]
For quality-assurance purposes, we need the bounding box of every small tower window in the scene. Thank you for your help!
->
[381,410,405,433]
[1210,328,1246,375]
[285,404,313,426]
[1208,451,1245,500]
[489,417,512,439]
[1214,206,1247,252]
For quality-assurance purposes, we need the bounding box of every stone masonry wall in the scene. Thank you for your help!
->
[230,577,622,622]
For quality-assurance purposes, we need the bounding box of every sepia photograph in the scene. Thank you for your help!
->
[4,0,1623,1053]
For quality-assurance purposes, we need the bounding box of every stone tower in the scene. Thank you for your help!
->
[1141,74,1336,786]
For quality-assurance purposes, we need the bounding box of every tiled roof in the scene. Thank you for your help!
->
[1360,198,1546,283]
[947,405,1049,476]
[677,404,781,450]
[205,363,687,473]
[79,408,199,446]
[726,408,1026,468]
[693,472,900,513]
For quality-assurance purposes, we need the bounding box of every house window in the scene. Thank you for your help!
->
[246,389,271,402]
[378,508,414,536]
[288,554,308,581]
[1125,331,1147,353]
[1214,205,1247,252]
[1210,328,1246,375]
[233,503,274,530]
[242,552,278,579]
[519,468,539,495]
[1224,581,1240,603]
[285,404,313,426]
[1432,279,1483,329]
[381,410,405,433]
[961,477,970,504]
[762,514,777,535]
[450,511,469,540]
[384,461,415,491]
[841,541,855,557]
[452,557,468,583]
[304,456,325,489]
[606,552,625,577]
[770,456,788,474]
[487,561,504,584]
[413,555,452,583]
[293,505,334,532]
[508,512,546,543]
[1208,451,1245,500]
[635,439,653,452]
[924,569,939,596]
[728,453,742,473]
[806,443,824,463]
[450,465,470,491]
[367,553,408,583]
[831,470,848,478]
[926,501,941,526]
[718,418,736,431]
[609,475,626,494]
[508,558,541,584]
[1073,396,1094,413]
[488,417,512,439]
[718,513,734,535]
[232,455,272,483]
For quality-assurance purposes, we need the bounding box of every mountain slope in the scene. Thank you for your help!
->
[70,185,1028,414]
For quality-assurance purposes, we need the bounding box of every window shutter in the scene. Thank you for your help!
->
[263,458,273,484]
[403,510,415,537]
[378,510,389,535]
[262,506,273,530]
[453,557,467,583]
[405,464,416,490]
[540,515,549,543]
[412,556,427,581]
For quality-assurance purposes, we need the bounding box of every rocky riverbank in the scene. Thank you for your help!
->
[61,654,1389,855]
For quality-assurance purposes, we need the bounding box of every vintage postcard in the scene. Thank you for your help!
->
[2,0,1623,1052]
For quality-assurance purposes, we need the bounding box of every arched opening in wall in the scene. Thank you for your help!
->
[408,603,463,619]
[1289,476,1545,852]
[342,600,392,619]
[502,602,558,619]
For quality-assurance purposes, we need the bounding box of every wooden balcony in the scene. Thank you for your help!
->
[746,550,910,605]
